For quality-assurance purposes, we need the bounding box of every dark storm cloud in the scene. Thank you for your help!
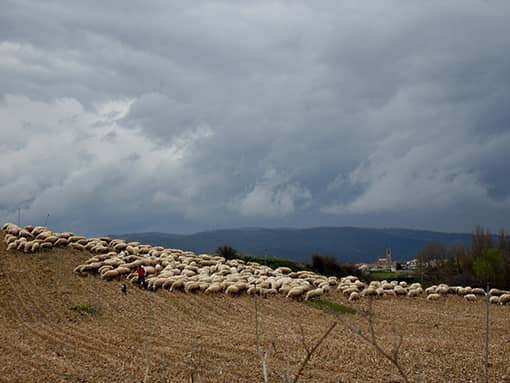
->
[1,0,510,235]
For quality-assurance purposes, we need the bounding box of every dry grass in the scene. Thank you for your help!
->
[1,232,510,382]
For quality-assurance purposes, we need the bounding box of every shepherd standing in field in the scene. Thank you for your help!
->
[136,265,147,289]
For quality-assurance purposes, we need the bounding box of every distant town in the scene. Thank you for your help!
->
[356,248,418,272]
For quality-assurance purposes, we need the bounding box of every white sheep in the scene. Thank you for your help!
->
[361,287,378,297]
[348,291,360,302]
[499,294,510,305]
[3,223,21,235]
[170,279,186,291]
[394,286,407,296]
[19,229,33,238]
[342,287,360,297]
[101,270,120,279]
[286,286,306,299]
[184,281,201,293]
[436,286,449,295]
[305,288,323,301]
[40,242,53,249]
[489,288,507,296]
[471,288,486,296]
[426,293,440,301]
[55,238,69,247]
[464,294,477,302]
[205,283,222,294]
[425,286,437,295]
[489,296,500,305]
[225,284,240,296]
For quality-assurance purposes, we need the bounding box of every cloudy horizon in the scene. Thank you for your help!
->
[1,1,510,236]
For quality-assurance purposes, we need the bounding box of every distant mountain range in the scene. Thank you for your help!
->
[111,227,473,264]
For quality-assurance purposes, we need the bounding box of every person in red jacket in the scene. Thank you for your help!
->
[136,265,147,289]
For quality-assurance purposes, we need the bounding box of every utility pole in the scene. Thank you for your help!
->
[18,208,21,227]
[44,213,50,227]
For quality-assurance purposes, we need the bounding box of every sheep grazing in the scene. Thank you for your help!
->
[425,286,437,295]
[184,281,201,293]
[489,288,507,296]
[489,296,500,305]
[436,286,449,295]
[19,229,33,238]
[342,287,359,297]
[275,267,292,274]
[381,282,393,290]
[55,238,69,247]
[305,288,323,301]
[348,291,360,302]
[16,221,510,302]
[394,285,407,296]
[3,223,21,235]
[426,293,440,301]
[40,242,53,249]
[170,279,186,291]
[286,286,306,299]
[471,288,486,296]
[31,226,49,236]
[225,284,240,296]
[464,294,477,302]
[205,283,222,294]
[4,234,16,244]
[101,270,120,279]
[499,294,510,305]
[361,287,378,297]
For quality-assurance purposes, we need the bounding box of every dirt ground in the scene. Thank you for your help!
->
[1,232,509,383]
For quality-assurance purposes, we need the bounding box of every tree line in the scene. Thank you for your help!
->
[417,226,510,289]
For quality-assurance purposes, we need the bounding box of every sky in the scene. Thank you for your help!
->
[1,1,510,236]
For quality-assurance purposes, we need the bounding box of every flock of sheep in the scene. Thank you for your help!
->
[2,222,510,305]
[336,276,510,305]
[1,223,334,300]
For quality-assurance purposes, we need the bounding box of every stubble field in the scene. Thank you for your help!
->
[0,233,509,383]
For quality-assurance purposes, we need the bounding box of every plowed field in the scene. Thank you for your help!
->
[1,232,509,382]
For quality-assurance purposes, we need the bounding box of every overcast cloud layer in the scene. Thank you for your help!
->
[1,0,510,236]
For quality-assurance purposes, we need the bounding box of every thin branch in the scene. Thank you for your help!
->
[344,299,410,383]
[143,351,151,383]
[283,369,291,383]
[254,290,260,355]
[299,326,310,355]
[391,322,403,363]
[291,321,337,383]
[262,349,271,383]
[189,337,203,383]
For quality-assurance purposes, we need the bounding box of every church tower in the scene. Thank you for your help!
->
[386,248,392,271]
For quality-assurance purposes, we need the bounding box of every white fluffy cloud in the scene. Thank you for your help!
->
[230,171,311,217]
[0,95,215,233]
